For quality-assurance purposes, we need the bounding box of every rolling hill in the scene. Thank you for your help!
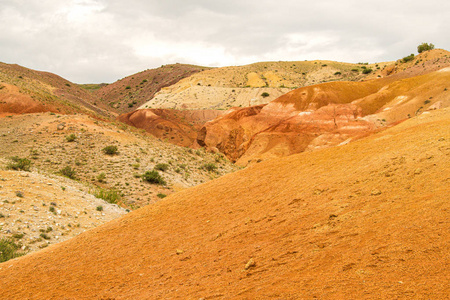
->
[0,62,111,118]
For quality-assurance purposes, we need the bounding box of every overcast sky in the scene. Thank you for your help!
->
[1,0,448,83]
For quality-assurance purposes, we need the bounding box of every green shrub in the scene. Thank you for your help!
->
[96,206,103,211]
[97,172,106,183]
[157,193,167,199]
[417,42,435,53]
[65,133,76,142]
[402,54,415,63]
[6,156,31,171]
[39,233,50,240]
[0,238,26,262]
[59,166,76,179]
[102,145,118,155]
[154,163,169,171]
[142,170,166,185]
[334,71,341,75]
[203,163,217,172]
[362,68,373,74]
[261,92,270,98]
[94,188,121,204]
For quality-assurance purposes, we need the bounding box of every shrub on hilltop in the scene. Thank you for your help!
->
[417,42,435,53]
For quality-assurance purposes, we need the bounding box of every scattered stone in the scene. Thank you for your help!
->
[414,168,423,175]
[244,258,256,270]
[176,249,184,255]
[371,189,382,196]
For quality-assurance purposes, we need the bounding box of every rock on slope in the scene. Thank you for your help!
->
[198,52,450,165]
[0,107,448,299]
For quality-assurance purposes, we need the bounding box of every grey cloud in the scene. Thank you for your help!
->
[1,0,449,83]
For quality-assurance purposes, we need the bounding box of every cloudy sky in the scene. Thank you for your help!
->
[1,0,448,83]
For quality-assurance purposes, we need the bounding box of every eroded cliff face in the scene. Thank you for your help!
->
[198,67,450,165]
[118,108,225,147]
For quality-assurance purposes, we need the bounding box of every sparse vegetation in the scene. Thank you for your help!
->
[6,156,31,171]
[0,238,26,263]
[157,193,167,199]
[96,206,103,211]
[261,92,270,98]
[142,170,166,185]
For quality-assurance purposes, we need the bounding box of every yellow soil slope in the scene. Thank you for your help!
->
[0,110,449,299]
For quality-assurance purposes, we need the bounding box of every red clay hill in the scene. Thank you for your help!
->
[0,105,448,299]
[197,50,450,165]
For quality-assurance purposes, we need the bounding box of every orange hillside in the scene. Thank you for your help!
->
[0,106,449,299]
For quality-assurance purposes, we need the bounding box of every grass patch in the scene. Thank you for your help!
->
[94,188,121,204]
[6,156,31,171]
[0,238,26,262]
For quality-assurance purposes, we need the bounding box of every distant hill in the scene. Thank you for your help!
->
[92,63,209,115]
[0,62,111,118]
[137,59,391,110]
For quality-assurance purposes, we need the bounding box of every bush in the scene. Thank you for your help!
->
[97,172,106,182]
[334,72,341,75]
[154,163,169,171]
[402,54,415,63]
[102,145,118,155]
[261,92,270,98]
[157,193,167,199]
[0,238,26,263]
[60,166,76,179]
[417,42,435,53]
[362,68,373,74]
[7,156,31,171]
[203,163,218,172]
[66,134,76,142]
[96,206,103,211]
[142,170,166,185]
[94,188,121,204]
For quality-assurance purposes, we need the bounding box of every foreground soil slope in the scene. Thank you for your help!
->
[0,107,448,299]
